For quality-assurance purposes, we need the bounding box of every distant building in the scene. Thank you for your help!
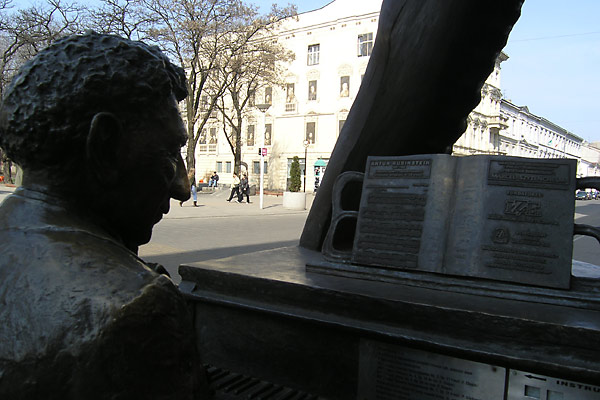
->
[192,0,595,190]
[194,0,383,190]
[580,142,600,177]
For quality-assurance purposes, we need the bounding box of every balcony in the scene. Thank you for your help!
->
[488,115,508,130]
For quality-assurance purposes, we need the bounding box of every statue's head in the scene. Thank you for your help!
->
[0,32,191,251]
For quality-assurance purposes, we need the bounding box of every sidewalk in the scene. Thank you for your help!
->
[0,184,16,203]
[165,187,315,219]
[0,184,315,218]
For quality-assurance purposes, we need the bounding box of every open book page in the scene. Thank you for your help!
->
[352,155,455,272]
[351,155,577,289]
[444,156,576,288]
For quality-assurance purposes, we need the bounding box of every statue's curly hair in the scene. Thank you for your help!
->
[0,32,188,172]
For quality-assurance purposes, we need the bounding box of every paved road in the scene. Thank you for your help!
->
[3,184,600,282]
[139,188,313,282]
[573,199,600,266]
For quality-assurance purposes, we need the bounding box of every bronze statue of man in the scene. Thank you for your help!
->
[0,33,208,399]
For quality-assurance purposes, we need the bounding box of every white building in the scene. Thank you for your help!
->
[453,53,507,157]
[194,0,383,190]
[499,101,583,161]
[193,0,596,190]
[579,142,600,178]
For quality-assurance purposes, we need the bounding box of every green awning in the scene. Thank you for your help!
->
[314,159,327,167]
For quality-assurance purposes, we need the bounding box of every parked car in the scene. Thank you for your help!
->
[576,191,588,200]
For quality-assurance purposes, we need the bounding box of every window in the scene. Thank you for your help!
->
[307,44,320,65]
[264,87,272,104]
[358,33,373,57]
[248,89,255,107]
[339,120,346,135]
[254,161,268,174]
[286,83,296,111]
[247,125,255,146]
[208,127,217,152]
[306,122,316,144]
[226,161,232,173]
[340,76,350,97]
[199,129,207,152]
[265,123,272,146]
[308,80,317,101]
[216,162,222,173]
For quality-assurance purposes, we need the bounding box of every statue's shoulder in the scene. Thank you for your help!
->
[0,192,197,398]
[0,218,198,398]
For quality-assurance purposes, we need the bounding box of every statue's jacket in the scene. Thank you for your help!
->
[0,188,206,399]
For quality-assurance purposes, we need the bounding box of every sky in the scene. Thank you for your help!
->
[10,0,599,143]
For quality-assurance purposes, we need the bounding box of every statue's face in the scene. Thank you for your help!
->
[112,96,189,249]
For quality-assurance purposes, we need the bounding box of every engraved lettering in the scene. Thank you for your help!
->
[504,200,542,217]
[507,190,544,198]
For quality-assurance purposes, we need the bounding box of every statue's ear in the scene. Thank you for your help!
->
[87,112,122,183]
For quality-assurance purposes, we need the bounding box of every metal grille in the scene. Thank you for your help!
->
[206,365,322,400]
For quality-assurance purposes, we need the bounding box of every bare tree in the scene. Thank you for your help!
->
[0,0,85,97]
[216,5,295,174]
[138,0,296,176]
[86,0,153,41]
[136,0,234,174]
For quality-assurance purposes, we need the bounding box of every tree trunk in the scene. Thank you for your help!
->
[185,102,196,173]
[186,119,196,172]
[234,125,242,174]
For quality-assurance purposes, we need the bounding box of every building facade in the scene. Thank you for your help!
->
[192,0,596,190]
[193,0,382,190]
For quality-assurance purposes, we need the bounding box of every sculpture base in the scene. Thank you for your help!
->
[179,247,600,399]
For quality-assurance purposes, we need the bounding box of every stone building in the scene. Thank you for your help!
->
[499,101,583,160]
[192,0,595,190]
[193,0,383,190]
[580,142,600,178]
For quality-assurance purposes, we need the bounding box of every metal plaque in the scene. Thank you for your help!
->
[358,340,506,400]
[507,369,600,400]
[352,155,576,289]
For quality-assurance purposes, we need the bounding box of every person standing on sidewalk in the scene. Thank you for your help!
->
[226,172,240,202]
[180,168,198,207]
[238,173,251,203]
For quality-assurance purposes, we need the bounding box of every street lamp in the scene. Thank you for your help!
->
[256,103,271,209]
[303,140,309,192]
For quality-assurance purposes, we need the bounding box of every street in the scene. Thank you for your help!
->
[2,185,600,282]
[573,199,600,265]
[139,189,311,282]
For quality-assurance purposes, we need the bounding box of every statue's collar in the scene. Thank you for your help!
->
[6,186,130,252]
[13,186,71,208]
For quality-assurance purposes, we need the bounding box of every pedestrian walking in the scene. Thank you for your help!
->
[226,172,240,202]
[238,173,251,203]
